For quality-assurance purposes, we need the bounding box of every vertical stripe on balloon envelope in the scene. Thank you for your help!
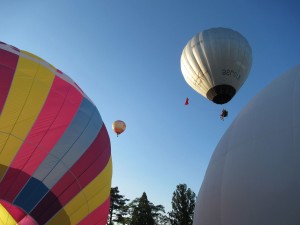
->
[14,98,102,213]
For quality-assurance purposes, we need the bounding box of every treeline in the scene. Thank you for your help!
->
[107,183,196,225]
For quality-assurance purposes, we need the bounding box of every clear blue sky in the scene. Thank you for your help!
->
[1,0,299,212]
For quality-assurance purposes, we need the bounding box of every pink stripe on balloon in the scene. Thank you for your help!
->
[18,215,37,225]
[77,197,110,225]
[0,75,83,202]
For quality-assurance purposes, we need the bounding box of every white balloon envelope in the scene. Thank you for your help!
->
[181,27,252,104]
[193,65,300,225]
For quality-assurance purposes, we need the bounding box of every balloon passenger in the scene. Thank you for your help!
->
[220,109,228,121]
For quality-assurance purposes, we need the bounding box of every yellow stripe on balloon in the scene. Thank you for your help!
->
[47,157,112,225]
[0,204,18,225]
[0,50,55,180]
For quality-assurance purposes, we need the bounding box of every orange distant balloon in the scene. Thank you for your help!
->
[112,120,126,136]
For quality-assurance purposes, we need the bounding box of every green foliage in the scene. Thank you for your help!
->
[130,192,155,225]
[107,187,129,225]
[107,184,194,225]
[168,184,196,225]
[128,192,170,225]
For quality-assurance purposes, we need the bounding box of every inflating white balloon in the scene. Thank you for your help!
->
[193,65,300,225]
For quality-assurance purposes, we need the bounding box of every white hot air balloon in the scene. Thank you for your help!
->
[193,65,300,225]
[181,27,252,104]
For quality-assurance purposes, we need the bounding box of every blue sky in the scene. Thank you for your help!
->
[1,0,299,212]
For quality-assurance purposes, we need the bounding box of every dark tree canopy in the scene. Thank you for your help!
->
[107,187,129,225]
[106,185,194,225]
[169,184,196,225]
[131,192,155,225]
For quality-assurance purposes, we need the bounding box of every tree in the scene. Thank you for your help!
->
[151,204,170,225]
[169,184,196,225]
[107,187,129,225]
[128,192,169,225]
[130,192,155,225]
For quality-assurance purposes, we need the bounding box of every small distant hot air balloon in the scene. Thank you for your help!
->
[112,120,126,137]
[180,27,252,105]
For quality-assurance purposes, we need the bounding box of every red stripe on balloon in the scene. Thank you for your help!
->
[78,197,110,225]
[0,48,19,114]
[31,124,111,224]
[0,75,83,202]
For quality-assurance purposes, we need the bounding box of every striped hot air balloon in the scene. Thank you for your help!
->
[0,41,112,225]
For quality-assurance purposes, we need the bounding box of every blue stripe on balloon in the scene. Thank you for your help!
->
[13,177,49,213]
[13,97,103,213]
